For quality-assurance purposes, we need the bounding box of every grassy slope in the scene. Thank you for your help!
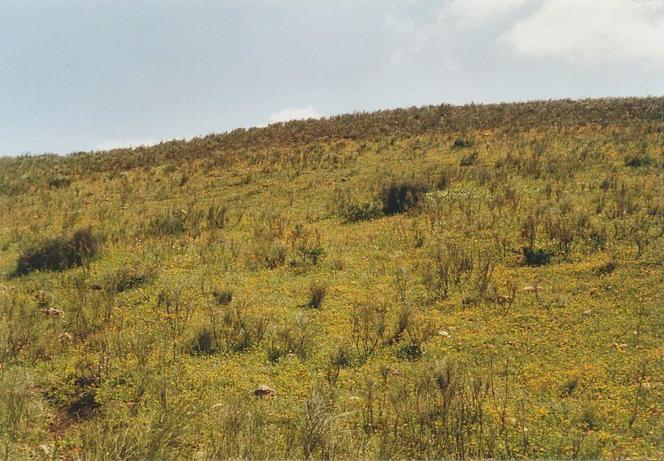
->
[0,98,663,459]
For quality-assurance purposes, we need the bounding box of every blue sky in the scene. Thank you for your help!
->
[1,0,663,155]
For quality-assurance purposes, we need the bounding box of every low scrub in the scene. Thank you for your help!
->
[339,202,383,223]
[146,209,187,236]
[267,314,317,363]
[624,153,653,168]
[102,266,153,294]
[306,282,327,309]
[379,180,428,215]
[14,228,100,276]
[522,246,553,266]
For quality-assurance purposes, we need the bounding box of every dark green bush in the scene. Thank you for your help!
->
[307,282,327,309]
[397,343,422,361]
[189,326,218,355]
[251,242,287,269]
[147,210,186,236]
[340,202,383,223]
[212,289,233,306]
[452,138,472,149]
[624,154,653,168]
[459,150,479,167]
[206,204,229,229]
[522,246,553,266]
[14,228,100,276]
[47,174,71,189]
[103,266,152,293]
[379,180,428,215]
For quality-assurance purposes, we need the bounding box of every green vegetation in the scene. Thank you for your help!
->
[0,97,663,459]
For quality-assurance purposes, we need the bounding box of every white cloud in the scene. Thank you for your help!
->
[268,106,321,123]
[94,138,158,151]
[385,0,527,68]
[440,0,527,28]
[503,0,664,66]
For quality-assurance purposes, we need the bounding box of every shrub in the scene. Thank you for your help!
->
[340,202,383,223]
[459,150,479,167]
[250,212,289,269]
[422,241,473,301]
[0,368,42,454]
[452,138,472,149]
[220,307,269,353]
[206,204,229,229]
[251,242,287,269]
[155,285,195,339]
[350,302,387,360]
[326,344,353,386]
[397,343,422,361]
[212,288,233,306]
[397,309,436,360]
[307,282,327,309]
[288,224,325,266]
[559,377,579,397]
[147,209,186,236]
[47,174,71,189]
[379,180,428,215]
[301,390,340,460]
[14,228,100,276]
[203,395,271,459]
[389,304,413,344]
[188,326,218,355]
[594,255,617,275]
[267,314,317,362]
[522,246,552,266]
[624,153,653,168]
[103,266,152,294]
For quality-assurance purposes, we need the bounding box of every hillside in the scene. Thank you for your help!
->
[1,97,663,459]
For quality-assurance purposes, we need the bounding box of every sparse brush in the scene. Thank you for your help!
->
[301,390,341,460]
[307,282,327,309]
[522,246,552,266]
[13,228,100,276]
[207,204,229,229]
[459,150,479,166]
[212,288,233,306]
[146,209,187,236]
[102,265,153,294]
[0,367,42,455]
[379,179,428,215]
[350,302,387,360]
[267,313,317,363]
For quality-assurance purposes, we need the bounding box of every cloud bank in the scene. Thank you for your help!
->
[387,0,664,68]
[503,0,664,66]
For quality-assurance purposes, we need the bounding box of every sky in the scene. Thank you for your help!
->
[1,0,663,156]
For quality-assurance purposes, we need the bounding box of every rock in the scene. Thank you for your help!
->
[42,307,64,317]
[39,444,51,456]
[438,329,451,338]
[59,332,74,343]
[253,384,276,398]
[522,285,541,293]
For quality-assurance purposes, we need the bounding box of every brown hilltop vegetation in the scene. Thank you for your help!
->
[0,97,662,459]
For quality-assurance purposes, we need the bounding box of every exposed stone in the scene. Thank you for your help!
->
[522,285,542,292]
[253,384,276,398]
[59,332,74,343]
[42,307,64,317]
